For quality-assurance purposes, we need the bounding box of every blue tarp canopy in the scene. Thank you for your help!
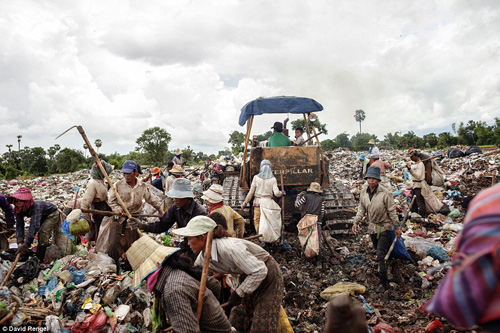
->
[238,96,323,126]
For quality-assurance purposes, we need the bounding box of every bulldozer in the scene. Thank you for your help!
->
[223,96,356,234]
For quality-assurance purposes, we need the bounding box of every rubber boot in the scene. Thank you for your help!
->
[377,273,388,292]
[36,245,48,262]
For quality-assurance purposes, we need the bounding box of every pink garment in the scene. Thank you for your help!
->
[146,265,163,292]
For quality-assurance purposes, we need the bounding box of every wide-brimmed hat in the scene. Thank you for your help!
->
[167,178,194,198]
[202,184,224,204]
[126,236,179,289]
[7,187,33,203]
[175,148,182,155]
[368,139,375,145]
[152,167,160,175]
[307,182,323,193]
[173,216,216,237]
[169,164,185,176]
[365,166,381,181]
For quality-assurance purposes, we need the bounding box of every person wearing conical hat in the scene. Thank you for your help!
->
[295,182,325,260]
[351,166,400,292]
[368,138,379,156]
[127,237,231,332]
[8,187,62,261]
[202,184,245,238]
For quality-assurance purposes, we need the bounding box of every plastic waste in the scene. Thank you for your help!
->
[58,270,73,283]
[46,315,61,333]
[11,312,27,327]
[69,218,90,236]
[12,256,41,286]
[372,322,400,333]
[425,319,444,332]
[320,282,366,301]
[115,304,131,321]
[402,237,440,257]
[447,208,461,218]
[427,246,450,262]
[72,309,107,333]
[103,283,121,306]
[61,220,76,241]
[69,267,87,285]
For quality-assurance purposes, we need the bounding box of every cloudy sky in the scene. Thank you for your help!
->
[1,0,499,156]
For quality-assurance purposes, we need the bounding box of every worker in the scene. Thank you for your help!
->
[8,187,62,261]
[267,122,291,147]
[295,182,325,259]
[293,127,306,146]
[423,183,500,331]
[358,154,370,179]
[127,237,231,333]
[81,160,113,244]
[0,194,15,231]
[370,154,392,190]
[164,164,184,209]
[368,139,379,155]
[95,160,164,259]
[174,216,284,332]
[241,159,283,243]
[351,166,400,292]
[406,149,427,217]
[142,167,164,192]
[202,184,245,238]
[172,148,183,165]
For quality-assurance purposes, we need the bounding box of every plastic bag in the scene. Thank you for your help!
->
[12,256,40,286]
[464,146,482,156]
[388,231,412,261]
[61,220,76,241]
[448,208,461,218]
[427,246,450,262]
[72,309,107,333]
[320,282,366,301]
[69,218,90,236]
[447,148,465,159]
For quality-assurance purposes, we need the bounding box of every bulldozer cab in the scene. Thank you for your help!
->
[238,96,329,189]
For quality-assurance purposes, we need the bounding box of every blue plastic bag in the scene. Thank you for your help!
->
[388,230,412,261]
[427,246,449,262]
[61,220,76,241]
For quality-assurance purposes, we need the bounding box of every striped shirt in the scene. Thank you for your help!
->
[195,238,270,297]
[16,200,57,246]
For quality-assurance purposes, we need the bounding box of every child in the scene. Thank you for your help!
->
[293,127,306,146]
[294,182,325,259]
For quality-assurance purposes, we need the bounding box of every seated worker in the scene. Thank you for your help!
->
[293,127,306,146]
[202,184,245,238]
[267,122,291,147]
[9,187,62,261]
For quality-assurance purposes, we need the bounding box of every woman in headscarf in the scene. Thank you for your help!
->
[81,160,113,244]
[241,160,283,243]
[174,216,284,333]
[8,187,61,261]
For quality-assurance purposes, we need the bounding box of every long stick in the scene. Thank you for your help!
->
[243,234,262,241]
[385,196,416,261]
[80,209,162,218]
[280,172,285,245]
[298,131,323,146]
[197,231,214,321]
[1,253,21,286]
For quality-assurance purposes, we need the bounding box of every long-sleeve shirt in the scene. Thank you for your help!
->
[409,161,425,189]
[352,185,399,234]
[108,178,163,215]
[295,192,325,220]
[195,237,270,298]
[243,176,282,206]
[154,266,231,333]
[143,199,206,233]
[16,201,57,246]
[210,205,245,238]
[0,194,15,227]
[81,179,108,221]
[172,156,183,165]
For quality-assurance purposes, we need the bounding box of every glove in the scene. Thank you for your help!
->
[17,243,29,255]
[127,217,142,230]
[225,292,243,318]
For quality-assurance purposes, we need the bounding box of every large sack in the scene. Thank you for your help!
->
[421,181,443,214]
[430,160,445,187]
[464,146,482,156]
[258,197,282,243]
[297,214,320,258]
[447,147,465,159]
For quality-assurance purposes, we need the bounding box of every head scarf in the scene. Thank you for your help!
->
[90,160,113,180]
[258,159,274,179]
[9,187,35,214]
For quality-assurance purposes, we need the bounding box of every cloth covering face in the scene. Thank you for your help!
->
[297,214,320,258]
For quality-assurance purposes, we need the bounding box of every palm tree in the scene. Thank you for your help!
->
[83,143,88,157]
[94,139,102,154]
[54,144,61,153]
[6,144,12,153]
[17,135,22,151]
[354,110,366,134]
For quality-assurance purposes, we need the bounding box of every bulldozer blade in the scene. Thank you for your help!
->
[55,125,79,140]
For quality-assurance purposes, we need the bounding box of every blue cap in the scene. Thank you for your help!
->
[121,160,138,173]
[359,154,365,161]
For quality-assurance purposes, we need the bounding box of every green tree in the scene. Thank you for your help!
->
[17,135,22,151]
[437,132,457,149]
[28,147,48,176]
[354,110,366,134]
[83,143,89,158]
[95,139,102,153]
[422,133,438,148]
[55,148,86,173]
[321,139,338,151]
[6,144,12,153]
[181,146,196,166]
[381,132,401,148]
[256,131,273,142]
[135,127,172,165]
[334,132,352,149]
[350,133,376,151]
[228,131,246,154]
[291,117,328,135]
[399,131,423,149]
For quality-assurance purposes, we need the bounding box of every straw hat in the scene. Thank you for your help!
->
[307,182,323,193]
[169,164,185,176]
[173,216,216,237]
[167,178,194,198]
[202,184,224,204]
[126,236,179,289]
[175,148,182,155]
[368,139,375,145]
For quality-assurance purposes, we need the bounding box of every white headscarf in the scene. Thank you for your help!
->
[258,159,273,179]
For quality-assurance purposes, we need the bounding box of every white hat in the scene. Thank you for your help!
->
[173,216,216,237]
[202,184,224,204]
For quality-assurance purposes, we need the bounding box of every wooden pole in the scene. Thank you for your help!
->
[196,231,214,321]
[1,253,21,286]
[241,115,254,188]
[80,209,162,218]
[303,114,312,141]
[280,172,286,245]
[299,131,323,146]
[243,234,262,241]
